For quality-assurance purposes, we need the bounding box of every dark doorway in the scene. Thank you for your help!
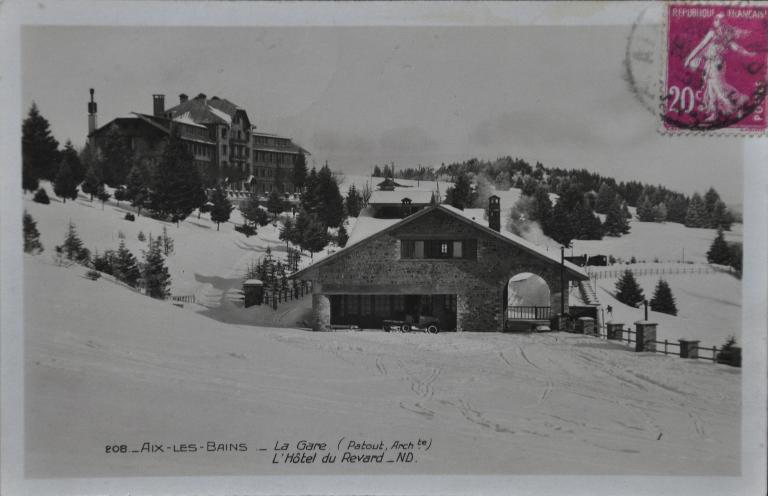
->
[330,294,457,331]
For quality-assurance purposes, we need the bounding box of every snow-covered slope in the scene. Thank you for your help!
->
[25,254,740,477]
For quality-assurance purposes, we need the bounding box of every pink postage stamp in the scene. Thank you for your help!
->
[664,3,768,134]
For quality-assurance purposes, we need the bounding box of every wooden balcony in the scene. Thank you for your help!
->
[507,306,552,320]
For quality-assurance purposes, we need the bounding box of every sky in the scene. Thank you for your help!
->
[22,25,743,203]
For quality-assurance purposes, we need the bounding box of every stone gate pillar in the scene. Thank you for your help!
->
[634,320,657,352]
[312,294,331,332]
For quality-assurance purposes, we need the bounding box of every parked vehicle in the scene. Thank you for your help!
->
[383,316,440,334]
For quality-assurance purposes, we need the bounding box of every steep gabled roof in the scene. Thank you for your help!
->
[292,205,588,280]
[164,95,247,126]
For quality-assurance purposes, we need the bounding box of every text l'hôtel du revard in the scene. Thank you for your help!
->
[105,437,432,465]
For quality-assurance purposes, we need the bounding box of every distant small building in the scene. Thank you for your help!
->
[367,190,433,218]
[376,177,411,191]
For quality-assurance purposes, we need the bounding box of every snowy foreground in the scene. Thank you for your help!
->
[25,255,740,477]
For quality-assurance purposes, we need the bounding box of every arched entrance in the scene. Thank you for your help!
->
[503,272,552,331]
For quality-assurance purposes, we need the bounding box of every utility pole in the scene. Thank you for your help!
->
[560,246,565,317]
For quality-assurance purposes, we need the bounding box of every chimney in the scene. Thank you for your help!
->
[194,93,207,101]
[87,88,98,136]
[179,93,188,104]
[153,94,165,117]
[401,197,413,218]
[488,195,500,232]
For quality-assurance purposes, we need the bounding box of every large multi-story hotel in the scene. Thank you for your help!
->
[87,90,309,194]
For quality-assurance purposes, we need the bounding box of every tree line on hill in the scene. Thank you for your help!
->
[380,156,736,240]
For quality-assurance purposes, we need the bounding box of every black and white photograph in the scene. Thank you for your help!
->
[1,2,766,495]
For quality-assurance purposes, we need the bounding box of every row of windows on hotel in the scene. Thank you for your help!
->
[400,239,478,260]
[184,141,295,166]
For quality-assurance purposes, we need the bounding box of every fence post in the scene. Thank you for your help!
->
[679,340,700,359]
[664,339,668,355]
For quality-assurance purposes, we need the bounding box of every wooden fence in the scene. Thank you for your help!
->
[587,265,733,280]
[611,327,724,363]
[260,280,312,309]
[171,294,196,304]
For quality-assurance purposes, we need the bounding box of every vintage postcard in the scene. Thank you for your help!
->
[1,1,766,495]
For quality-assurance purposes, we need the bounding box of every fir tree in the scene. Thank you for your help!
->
[60,140,85,186]
[160,226,175,256]
[317,164,345,227]
[594,183,615,214]
[53,157,79,203]
[615,269,645,307]
[23,211,44,254]
[602,197,630,236]
[548,200,577,247]
[636,196,655,222]
[240,195,262,227]
[33,188,50,204]
[345,185,363,217]
[150,131,206,225]
[531,186,552,226]
[650,279,677,315]
[729,242,742,274]
[372,165,382,177]
[81,163,102,201]
[209,186,233,230]
[114,186,127,206]
[706,228,731,265]
[711,200,733,231]
[621,201,632,220]
[125,161,151,214]
[301,167,320,212]
[292,152,308,192]
[114,240,141,287]
[337,223,349,248]
[266,190,285,219]
[57,221,90,264]
[703,187,721,226]
[279,216,294,249]
[142,238,171,299]
[445,172,475,210]
[96,183,111,209]
[300,214,330,259]
[22,102,60,190]
[685,193,707,228]
[652,202,668,222]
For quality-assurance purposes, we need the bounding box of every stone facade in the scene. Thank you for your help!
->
[300,207,585,332]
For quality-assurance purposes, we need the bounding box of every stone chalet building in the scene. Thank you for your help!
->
[86,89,309,194]
[293,194,591,332]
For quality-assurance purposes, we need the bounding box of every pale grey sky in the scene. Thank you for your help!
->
[22,25,743,203]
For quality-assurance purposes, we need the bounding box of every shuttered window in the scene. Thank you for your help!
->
[400,239,477,260]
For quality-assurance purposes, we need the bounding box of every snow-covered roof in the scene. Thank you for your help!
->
[173,111,207,128]
[346,208,401,246]
[368,190,433,205]
[293,204,588,280]
[243,279,263,285]
[208,106,232,125]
